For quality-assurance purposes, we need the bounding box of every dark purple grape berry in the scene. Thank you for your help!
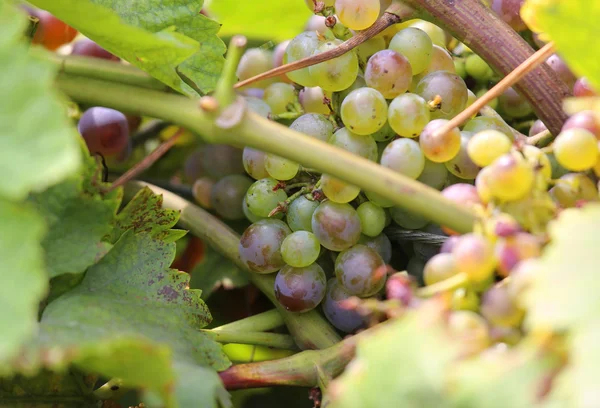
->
[274,264,327,313]
[78,107,130,156]
[322,279,365,333]
[239,219,291,273]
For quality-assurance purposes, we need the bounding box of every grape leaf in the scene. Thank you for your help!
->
[29,0,204,95]
[190,246,249,300]
[108,186,185,244]
[210,0,312,42]
[0,200,47,366]
[89,0,226,95]
[39,230,230,370]
[0,4,81,201]
[524,204,600,330]
[527,0,600,90]
[327,303,460,408]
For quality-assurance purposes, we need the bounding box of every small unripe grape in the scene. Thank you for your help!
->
[237,48,274,88]
[486,153,534,201]
[329,128,378,162]
[290,113,334,142]
[284,32,320,87]
[281,231,321,267]
[419,119,462,163]
[389,27,433,75]
[309,40,359,92]
[265,154,300,181]
[299,87,330,115]
[340,87,388,135]
[356,202,386,237]
[245,178,288,217]
[467,130,513,167]
[263,82,298,114]
[553,128,599,171]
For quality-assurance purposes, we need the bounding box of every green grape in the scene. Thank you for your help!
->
[245,96,272,118]
[417,45,456,78]
[417,159,449,190]
[335,0,380,30]
[275,264,327,312]
[408,20,446,48]
[389,206,429,229]
[321,174,360,203]
[498,87,532,118]
[356,35,386,63]
[239,219,291,273]
[549,173,599,208]
[416,71,468,120]
[331,75,367,113]
[335,244,386,297]
[481,282,524,328]
[357,202,386,237]
[299,87,330,115]
[329,127,378,161]
[454,58,467,79]
[387,93,430,138]
[265,154,300,180]
[236,48,274,88]
[242,196,263,223]
[486,153,534,201]
[371,121,396,142]
[312,201,362,251]
[419,119,462,163]
[290,113,334,142]
[364,50,412,99]
[210,175,253,221]
[309,39,359,92]
[245,178,288,217]
[465,54,494,82]
[242,147,269,180]
[448,311,491,356]
[452,233,496,283]
[423,253,459,286]
[340,87,388,135]
[287,195,320,231]
[284,32,320,87]
[281,231,321,267]
[467,129,513,167]
[553,128,598,171]
[388,27,433,75]
[380,138,425,179]
[192,177,214,209]
[365,190,394,208]
[463,116,513,139]
[359,233,392,263]
[263,82,298,115]
[445,132,479,180]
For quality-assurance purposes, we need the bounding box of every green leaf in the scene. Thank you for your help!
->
[190,246,249,300]
[108,186,184,243]
[327,304,460,408]
[29,0,205,95]
[39,230,230,370]
[524,204,600,330]
[532,0,600,90]
[0,3,80,200]
[0,200,47,365]
[210,0,312,42]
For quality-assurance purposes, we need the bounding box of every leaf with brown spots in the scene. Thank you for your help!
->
[108,186,186,244]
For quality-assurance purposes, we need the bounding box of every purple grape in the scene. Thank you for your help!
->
[239,219,291,274]
[335,244,386,297]
[210,175,254,220]
[274,264,327,313]
[529,119,547,137]
[561,111,600,138]
[78,107,129,156]
[202,144,245,179]
[311,201,361,251]
[71,38,119,61]
[322,279,366,333]
[573,77,598,97]
[545,54,577,89]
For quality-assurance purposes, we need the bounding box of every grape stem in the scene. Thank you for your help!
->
[416,272,469,297]
[106,128,183,192]
[432,42,556,140]
[404,0,570,134]
[204,329,297,350]
[269,185,313,217]
[527,130,554,147]
[233,2,415,89]
[212,309,285,332]
[124,181,343,350]
[57,75,477,233]
[215,36,248,107]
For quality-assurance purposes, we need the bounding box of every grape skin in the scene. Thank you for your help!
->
[265,153,300,181]
[298,88,331,115]
[467,130,512,168]
[312,201,362,251]
[239,219,291,274]
[553,129,599,172]
[423,253,459,286]
[388,27,433,75]
[78,107,130,157]
[335,0,380,30]
[445,132,480,180]
[387,93,430,138]
[416,71,468,120]
[284,32,321,87]
[321,175,361,203]
[322,279,366,333]
[419,119,462,163]
[389,206,429,230]
[281,231,321,268]
[452,233,496,283]
[380,138,425,180]
[210,175,253,221]
[309,40,359,92]
[71,38,119,61]
[417,159,449,190]
[243,147,269,180]
[275,263,327,313]
[340,87,388,135]
[486,153,534,201]
[329,128,378,161]
[290,113,335,142]
[359,233,392,263]
[356,202,386,237]
[264,82,298,115]
[287,196,320,232]
[335,244,386,297]
[245,178,288,217]
[364,50,412,99]
[236,48,274,88]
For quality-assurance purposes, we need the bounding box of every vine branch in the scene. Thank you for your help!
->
[212,309,285,333]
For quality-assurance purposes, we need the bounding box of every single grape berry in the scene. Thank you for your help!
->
[486,153,535,201]
[274,264,327,313]
[467,129,512,167]
[359,233,392,263]
[321,175,361,203]
[287,195,320,232]
[419,119,461,163]
[335,244,386,297]
[312,201,362,251]
[309,40,359,92]
[242,147,269,180]
[210,175,253,221]
[452,233,497,283]
[329,127,378,161]
[364,50,412,99]
[290,113,334,142]
[280,231,321,268]
[78,107,130,157]
[335,0,380,30]
[239,219,291,274]
[387,93,430,138]
[31,10,78,50]
[322,279,366,333]
[389,27,433,75]
[380,138,425,179]
[245,178,288,218]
